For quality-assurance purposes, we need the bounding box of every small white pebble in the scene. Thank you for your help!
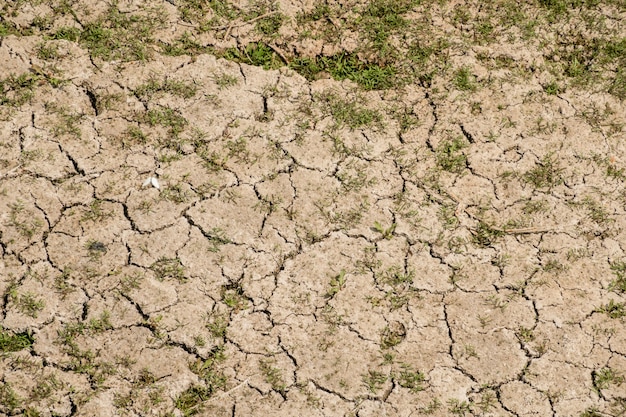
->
[142,176,160,189]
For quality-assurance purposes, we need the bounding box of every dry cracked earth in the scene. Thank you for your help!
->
[1,0,626,416]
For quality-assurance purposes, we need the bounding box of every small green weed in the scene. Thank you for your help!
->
[523,153,563,189]
[175,385,212,416]
[7,201,44,239]
[363,370,387,393]
[610,261,626,293]
[81,200,113,222]
[0,329,34,352]
[373,221,397,239]
[394,365,425,393]
[0,72,39,108]
[260,359,287,395]
[593,368,624,393]
[150,257,186,282]
[326,270,347,298]
[436,136,468,173]
[135,77,198,101]
[596,300,626,318]
[224,42,283,70]
[0,383,22,414]
[453,67,477,91]
[318,92,383,130]
[471,222,505,247]
[144,106,189,137]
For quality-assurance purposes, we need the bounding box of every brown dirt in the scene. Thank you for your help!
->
[1,1,626,416]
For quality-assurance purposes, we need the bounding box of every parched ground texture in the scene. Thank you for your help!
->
[1,0,626,416]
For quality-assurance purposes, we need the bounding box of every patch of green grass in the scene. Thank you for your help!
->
[49,26,81,42]
[0,383,22,414]
[363,370,388,393]
[188,345,227,398]
[79,5,166,62]
[326,270,347,298]
[453,66,477,91]
[436,136,468,173]
[609,261,626,293]
[447,398,472,415]
[523,153,563,189]
[0,328,34,352]
[596,299,626,318]
[357,0,418,58]
[0,72,40,108]
[161,32,213,56]
[580,407,603,417]
[260,359,287,395]
[471,222,505,247]
[144,106,189,137]
[175,385,213,416]
[318,92,383,130]
[45,103,84,137]
[7,200,44,240]
[256,12,285,37]
[150,257,186,282]
[206,315,228,339]
[593,367,624,393]
[291,52,397,90]
[135,77,198,101]
[224,42,283,70]
[13,292,45,318]
[213,73,239,89]
[81,199,113,222]
[394,365,425,393]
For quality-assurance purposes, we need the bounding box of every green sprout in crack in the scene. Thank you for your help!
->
[453,66,477,91]
[596,300,626,319]
[0,328,34,352]
[471,222,505,247]
[221,284,248,311]
[81,199,114,223]
[13,292,45,318]
[150,257,186,282]
[260,359,287,395]
[205,227,231,252]
[436,136,468,174]
[363,370,387,393]
[394,365,425,393]
[7,200,44,240]
[326,269,347,298]
[523,153,564,189]
[373,221,397,239]
[609,261,626,293]
[593,368,624,393]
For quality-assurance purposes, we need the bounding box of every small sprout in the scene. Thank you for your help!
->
[373,221,397,239]
[326,270,347,298]
[596,300,626,319]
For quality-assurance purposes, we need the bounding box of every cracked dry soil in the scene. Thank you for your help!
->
[1,1,626,416]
